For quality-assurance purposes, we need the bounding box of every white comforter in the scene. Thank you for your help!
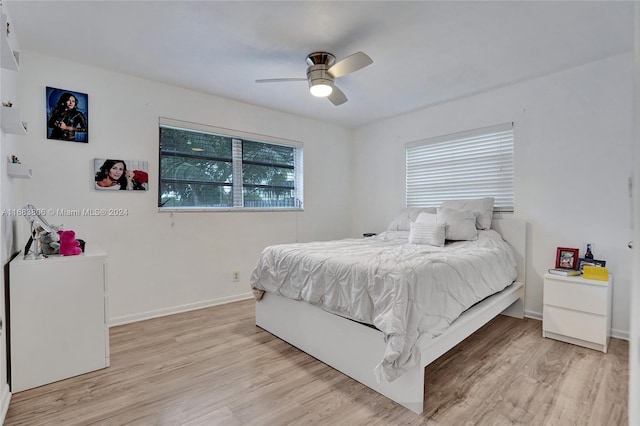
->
[250,229,517,382]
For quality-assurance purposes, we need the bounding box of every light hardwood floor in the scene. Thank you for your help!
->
[5,299,628,425]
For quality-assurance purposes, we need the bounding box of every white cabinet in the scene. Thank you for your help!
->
[542,273,612,352]
[8,247,109,392]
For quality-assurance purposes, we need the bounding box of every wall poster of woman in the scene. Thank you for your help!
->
[46,87,89,143]
[94,158,149,191]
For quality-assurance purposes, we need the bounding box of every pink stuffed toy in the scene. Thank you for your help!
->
[58,230,82,256]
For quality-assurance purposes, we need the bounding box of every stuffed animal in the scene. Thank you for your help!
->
[58,230,82,256]
[38,225,62,255]
[39,231,60,255]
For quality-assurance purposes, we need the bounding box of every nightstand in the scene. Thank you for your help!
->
[542,273,612,352]
[9,247,110,392]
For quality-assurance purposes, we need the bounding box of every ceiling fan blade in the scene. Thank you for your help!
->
[327,51,373,78]
[328,85,347,106]
[255,78,307,83]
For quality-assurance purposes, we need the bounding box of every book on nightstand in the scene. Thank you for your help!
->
[548,268,580,276]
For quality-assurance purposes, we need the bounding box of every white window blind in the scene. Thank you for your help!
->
[405,123,514,211]
[231,139,244,208]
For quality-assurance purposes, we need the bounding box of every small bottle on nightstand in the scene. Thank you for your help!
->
[585,244,594,259]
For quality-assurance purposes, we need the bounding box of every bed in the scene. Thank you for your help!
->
[251,205,526,414]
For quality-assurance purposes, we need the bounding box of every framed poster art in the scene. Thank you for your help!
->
[94,158,148,191]
[555,247,580,270]
[46,87,89,143]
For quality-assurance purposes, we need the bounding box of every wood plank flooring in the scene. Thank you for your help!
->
[5,299,628,425]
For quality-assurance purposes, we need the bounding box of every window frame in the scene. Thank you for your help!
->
[158,117,303,212]
[405,122,514,212]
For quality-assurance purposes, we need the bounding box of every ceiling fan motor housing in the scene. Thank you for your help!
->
[307,65,334,88]
[306,52,336,90]
[306,52,336,67]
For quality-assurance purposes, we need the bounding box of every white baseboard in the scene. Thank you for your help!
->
[525,309,543,321]
[109,292,254,327]
[109,296,632,342]
[611,328,629,341]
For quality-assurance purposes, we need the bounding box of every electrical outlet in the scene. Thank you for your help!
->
[233,271,240,282]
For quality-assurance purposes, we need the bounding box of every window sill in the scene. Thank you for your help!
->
[158,207,303,213]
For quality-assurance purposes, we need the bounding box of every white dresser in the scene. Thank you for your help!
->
[542,273,612,353]
[8,246,110,392]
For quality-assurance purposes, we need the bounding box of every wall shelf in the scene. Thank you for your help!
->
[1,13,20,71]
[7,158,31,179]
[1,106,27,135]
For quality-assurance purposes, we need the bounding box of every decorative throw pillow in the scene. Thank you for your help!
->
[440,197,495,230]
[414,211,437,225]
[387,207,437,231]
[409,222,446,246]
[436,207,478,241]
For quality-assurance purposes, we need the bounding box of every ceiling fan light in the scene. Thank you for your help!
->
[309,81,333,97]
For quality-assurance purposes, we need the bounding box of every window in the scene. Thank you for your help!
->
[405,123,514,212]
[159,118,303,211]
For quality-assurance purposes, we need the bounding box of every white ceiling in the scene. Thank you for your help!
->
[5,1,634,129]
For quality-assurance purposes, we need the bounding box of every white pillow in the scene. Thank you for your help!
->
[409,222,446,246]
[440,197,495,230]
[387,207,437,231]
[415,211,437,225]
[436,207,478,241]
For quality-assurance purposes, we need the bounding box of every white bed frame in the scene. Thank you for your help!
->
[255,218,526,414]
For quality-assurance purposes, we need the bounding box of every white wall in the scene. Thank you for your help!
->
[628,5,640,423]
[17,51,353,325]
[11,44,635,337]
[352,53,634,337]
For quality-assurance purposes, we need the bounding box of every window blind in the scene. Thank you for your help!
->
[158,117,303,211]
[232,139,244,208]
[405,123,514,211]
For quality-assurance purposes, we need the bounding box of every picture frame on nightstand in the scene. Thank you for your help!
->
[577,258,606,274]
[556,247,579,269]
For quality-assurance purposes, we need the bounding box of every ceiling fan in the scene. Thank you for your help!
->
[256,51,373,106]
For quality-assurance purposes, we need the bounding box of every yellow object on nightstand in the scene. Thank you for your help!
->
[583,266,609,281]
